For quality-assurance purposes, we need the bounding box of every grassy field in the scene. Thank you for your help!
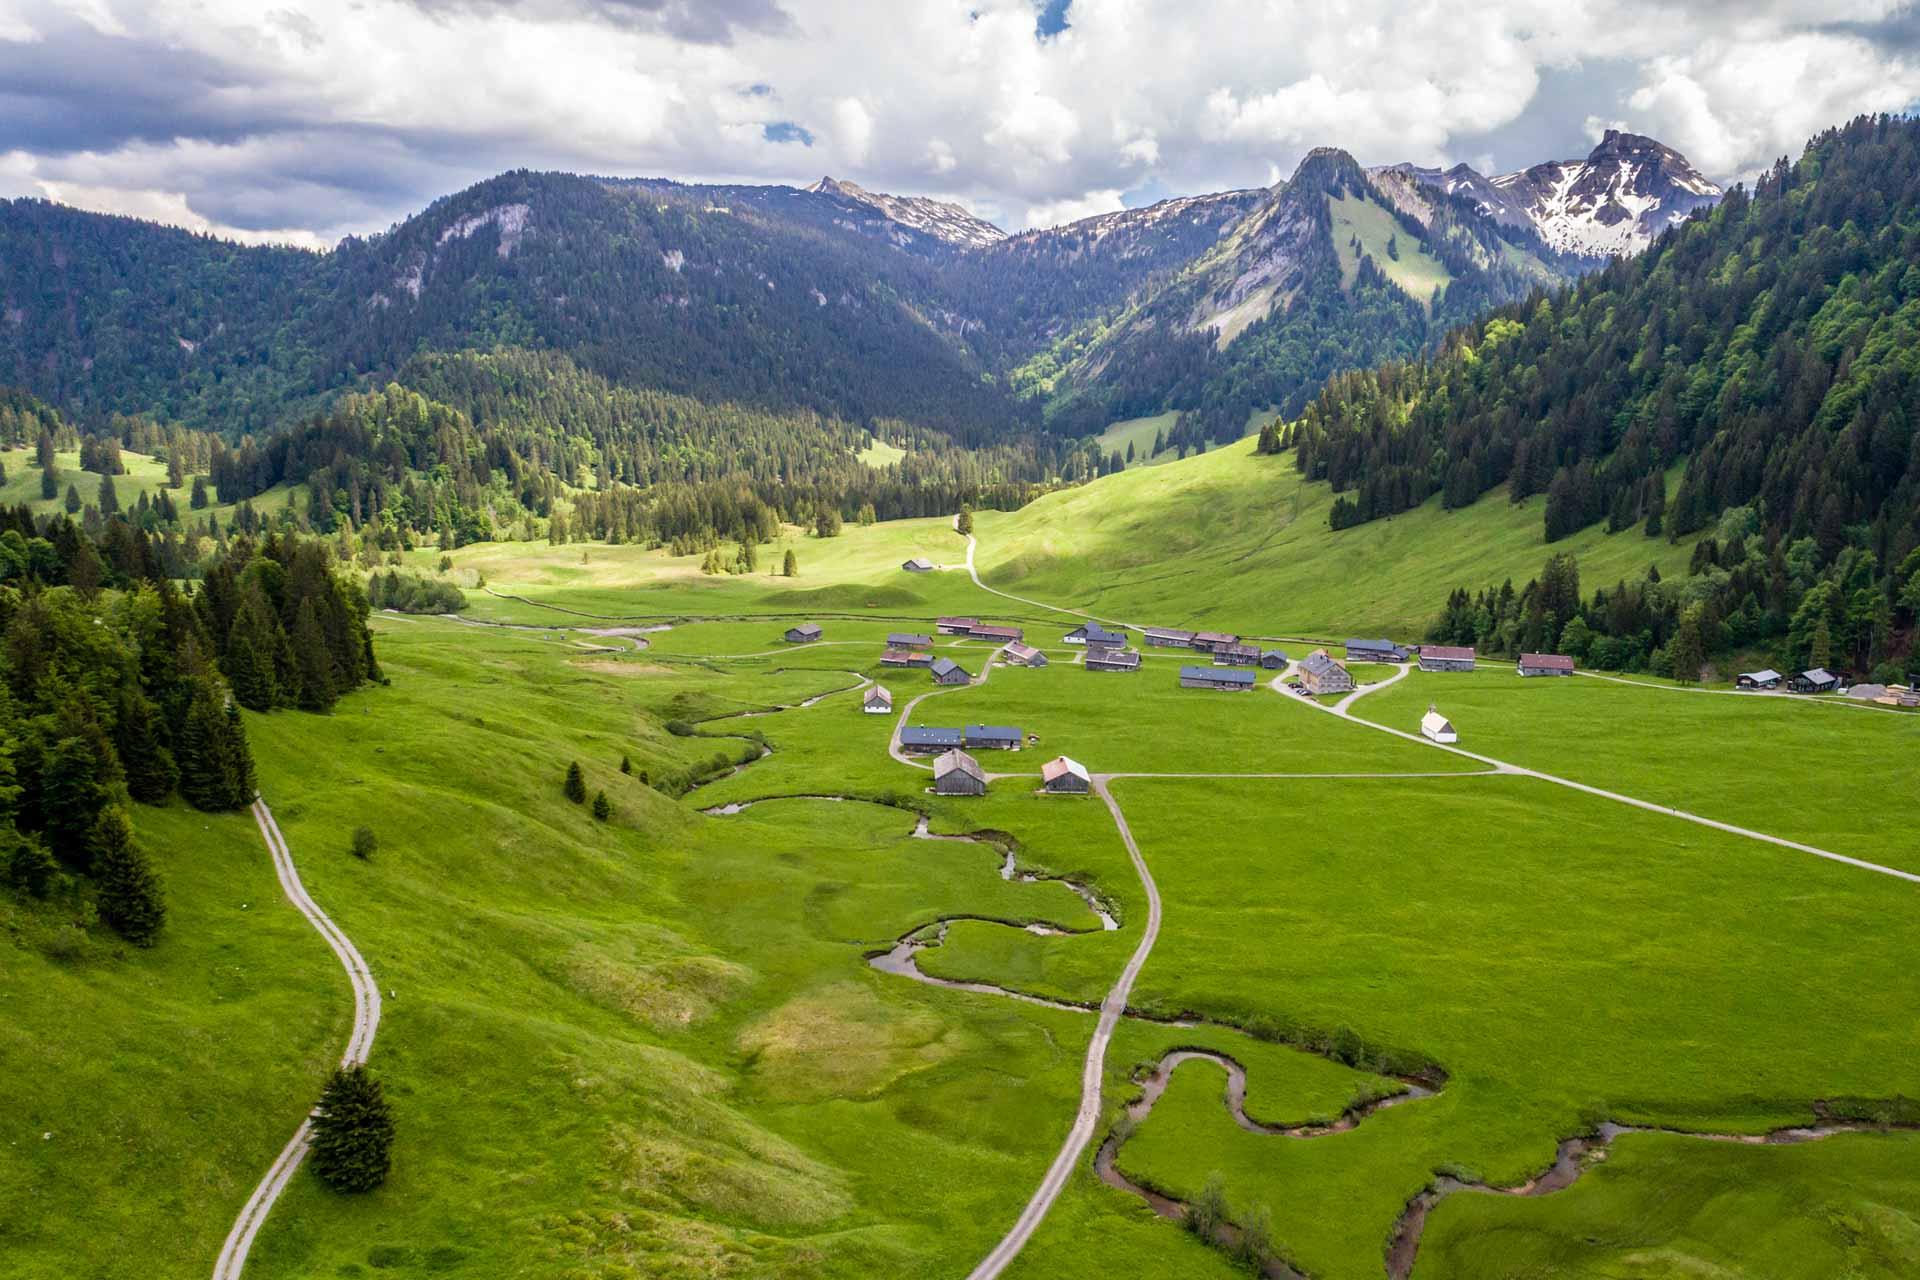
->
[0,445,303,523]
[9,497,1916,1280]
[1094,412,1179,468]
[856,438,908,469]
[1331,191,1452,303]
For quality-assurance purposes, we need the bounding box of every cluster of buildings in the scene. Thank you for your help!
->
[900,724,1026,754]
[929,750,1090,796]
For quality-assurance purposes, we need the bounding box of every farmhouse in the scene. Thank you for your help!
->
[930,657,972,685]
[1259,649,1290,670]
[1517,653,1576,677]
[964,724,1024,751]
[863,686,893,714]
[1190,631,1240,653]
[1346,639,1409,663]
[1418,645,1476,672]
[784,622,822,644]
[1180,665,1255,691]
[1421,705,1458,743]
[888,632,934,648]
[902,557,934,572]
[1040,756,1091,794]
[1214,643,1262,667]
[937,616,979,635]
[1789,668,1839,694]
[971,624,1025,645]
[1065,622,1126,648]
[1002,641,1048,667]
[899,726,963,753]
[1299,649,1355,696]
[1143,627,1196,648]
[1736,669,1783,689]
[932,749,987,796]
[1086,647,1142,672]
[881,648,933,668]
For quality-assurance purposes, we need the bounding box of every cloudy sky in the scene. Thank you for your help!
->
[1,0,1918,248]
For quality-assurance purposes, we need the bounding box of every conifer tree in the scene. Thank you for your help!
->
[91,806,166,946]
[591,790,611,821]
[97,473,119,516]
[619,755,632,775]
[190,475,209,509]
[225,703,256,805]
[225,587,284,711]
[39,736,108,867]
[564,761,586,804]
[782,549,798,577]
[4,833,58,898]
[177,681,240,811]
[310,1066,394,1192]
[291,598,337,711]
[117,694,179,805]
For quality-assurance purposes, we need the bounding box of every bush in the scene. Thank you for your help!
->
[350,827,378,860]
[365,569,466,614]
[1185,1171,1229,1241]
[310,1065,394,1192]
[664,719,695,737]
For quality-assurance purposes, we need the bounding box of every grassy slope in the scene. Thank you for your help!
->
[1330,192,1452,303]
[1093,412,1179,468]
[0,446,301,523]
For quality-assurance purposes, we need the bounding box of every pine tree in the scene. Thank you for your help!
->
[190,475,209,509]
[1670,610,1707,684]
[91,806,166,946]
[290,597,337,711]
[564,761,586,804]
[225,703,256,805]
[782,549,798,577]
[224,587,284,711]
[591,790,611,821]
[117,694,179,805]
[956,507,974,535]
[177,681,241,811]
[309,1066,394,1193]
[4,833,58,898]
[39,735,109,867]
[96,473,119,516]
[618,754,632,775]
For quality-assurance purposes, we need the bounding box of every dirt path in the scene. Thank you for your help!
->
[959,528,1142,633]
[964,777,1162,1280]
[213,800,381,1280]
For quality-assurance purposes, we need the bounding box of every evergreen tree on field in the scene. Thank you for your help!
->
[1669,610,1707,684]
[224,587,285,711]
[40,468,56,500]
[4,832,58,899]
[564,761,586,804]
[618,754,632,775]
[167,453,184,488]
[91,806,166,946]
[39,735,109,867]
[177,682,241,811]
[117,694,179,805]
[290,598,337,711]
[956,507,974,536]
[782,549,797,577]
[310,1066,394,1193]
[96,473,118,516]
[225,703,256,804]
[591,790,611,821]
[64,483,81,514]
[190,475,208,509]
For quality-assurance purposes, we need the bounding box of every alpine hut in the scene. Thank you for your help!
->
[1789,668,1839,694]
[1417,644,1476,673]
[863,686,893,715]
[784,622,823,644]
[929,657,972,686]
[1516,653,1575,677]
[932,749,987,796]
[1180,666,1255,691]
[1420,705,1457,743]
[1085,647,1142,673]
[1040,756,1091,794]
[1736,669,1783,689]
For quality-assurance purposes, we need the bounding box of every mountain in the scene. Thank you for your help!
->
[1030,147,1580,440]
[1381,130,1723,259]
[1292,113,1920,574]
[804,176,1007,250]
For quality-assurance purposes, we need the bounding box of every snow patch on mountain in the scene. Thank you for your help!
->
[805,176,1005,250]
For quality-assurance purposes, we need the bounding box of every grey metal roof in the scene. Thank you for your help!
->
[1346,638,1399,653]
[787,622,822,635]
[1800,668,1836,684]
[900,726,962,747]
[1742,668,1783,683]
[888,632,934,646]
[930,657,966,677]
[933,749,985,781]
[964,723,1023,740]
[1180,666,1254,684]
[1301,651,1342,675]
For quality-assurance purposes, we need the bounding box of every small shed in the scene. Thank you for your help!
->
[1259,649,1290,670]
[888,632,934,649]
[932,749,987,796]
[1420,705,1457,744]
[1417,645,1476,672]
[899,726,963,753]
[1179,666,1254,691]
[1346,639,1410,663]
[1086,647,1141,672]
[1040,756,1091,794]
[1736,669,1783,689]
[1789,668,1839,694]
[963,724,1023,751]
[863,686,893,715]
[930,657,972,685]
[1517,653,1575,677]
[785,622,823,644]
[902,557,934,573]
[1003,641,1048,668]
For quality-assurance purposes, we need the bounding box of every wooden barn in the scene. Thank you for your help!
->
[1065,622,1126,648]
[933,750,987,796]
[963,724,1024,751]
[784,622,823,644]
[1300,649,1355,695]
[1517,653,1575,677]
[881,648,933,668]
[1417,645,1476,672]
[1420,705,1457,743]
[1214,643,1262,667]
[1259,649,1290,670]
[888,632,935,649]
[1143,627,1196,648]
[937,616,979,635]
[1736,669,1783,689]
[1789,668,1839,694]
[971,624,1025,645]
[1003,641,1048,667]
[863,686,893,715]
[1040,756,1091,794]
[930,657,972,685]
[899,726,963,753]
[1345,639,1409,663]
[1086,647,1142,672]
[1180,666,1255,691]
[1190,631,1240,653]
[902,557,934,573]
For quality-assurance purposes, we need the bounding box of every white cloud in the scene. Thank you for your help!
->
[1024,187,1124,229]
[3,0,1918,237]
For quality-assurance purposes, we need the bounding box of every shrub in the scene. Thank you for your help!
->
[4,833,59,899]
[1185,1171,1229,1241]
[310,1065,394,1192]
[664,719,695,737]
[350,827,378,860]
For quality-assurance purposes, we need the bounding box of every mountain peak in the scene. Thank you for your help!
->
[1287,147,1368,195]
[802,175,1004,250]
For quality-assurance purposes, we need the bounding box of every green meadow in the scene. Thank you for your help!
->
[9,438,1915,1280]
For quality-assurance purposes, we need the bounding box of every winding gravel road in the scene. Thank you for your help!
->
[212,800,382,1280]
[965,776,1162,1280]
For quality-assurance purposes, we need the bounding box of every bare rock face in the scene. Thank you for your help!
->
[804,176,1007,250]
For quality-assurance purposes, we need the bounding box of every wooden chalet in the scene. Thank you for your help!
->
[1345,638,1410,663]
[1002,641,1048,667]
[1420,705,1457,743]
[1190,631,1240,653]
[963,724,1024,751]
[902,557,934,573]
[970,624,1025,645]
[784,622,823,644]
[1143,627,1196,648]
[932,749,987,796]
[930,657,972,685]
[1417,644,1476,672]
[1736,668,1783,689]
[1213,643,1262,667]
[1516,653,1575,677]
[937,616,979,635]
[1040,756,1091,794]
[899,726,963,753]
[863,686,893,715]
[1086,647,1142,672]
[888,632,935,649]
[881,648,933,668]
[1180,665,1254,691]
[1789,668,1839,694]
[1064,622,1126,648]
[1299,648,1355,695]
[1259,649,1290,670]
